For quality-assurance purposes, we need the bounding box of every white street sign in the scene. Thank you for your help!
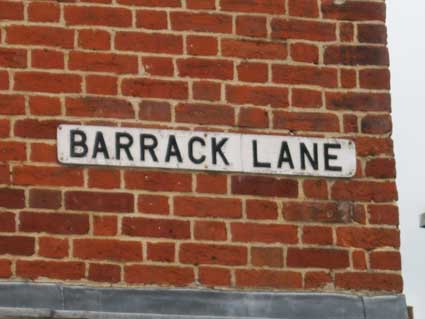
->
[57,124,356,178]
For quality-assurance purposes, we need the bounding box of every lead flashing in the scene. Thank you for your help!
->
[0,282,408,319]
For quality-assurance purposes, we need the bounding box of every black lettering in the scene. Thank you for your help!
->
[252,140,271,168]
[324,143,342,172]
[70,130,88,158]
[115,132,134,161]
[277,141,294,169]
[165,135,183,163]
[188,136,206,164]
[300,143,318,170]
[140,134,158,162]
[212,138,229,165]
[92,132,109,159]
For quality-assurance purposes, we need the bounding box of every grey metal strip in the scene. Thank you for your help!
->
[0,282,407,319]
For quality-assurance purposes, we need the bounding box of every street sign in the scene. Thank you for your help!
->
[57,124,357,178]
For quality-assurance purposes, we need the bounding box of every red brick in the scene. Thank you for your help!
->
[355,137,393,157]
[14,166,83,187]
[287,248,349,269]
[220,0,285,14]
[174,196,241,219]
[340,23,354,42]
[88,169,121,189]
[0,71,8,90]
[331,181,397,202]
[251,247,283,267]
[175,103,235,126]
[352,250,367,270]
[196,173,227,194]
[69,52,138,74]
[336,227,400,250]
[321,0,385,21]
[246,200,278,220]
[65,5,132,27]
[271,19,336,41]
[0,0,24,20]
[227,85,288,108]
[199,267,231,287]
[302,226,333,245]
[222,39,287,60]
[273,65,337,87]
[290,43,319,64]
[358,24,387,44]
[136,10,168,29]
[283,202,352,223]
[368,205,399,226]
[147,242,175,262]
[370,251,401,270]
[118,0,180,7]
[274,111,340,132]
[78,29,111,50]
[238,108,269,129]
[17,260,85,280]
[0,188,25,209]
[326,92,391,112]
[178,58,233,80]
[74,239,142,261]
[362,114,392,135]
[0,48,27,68]
[0,119,9,138]
[93,216,117,236]
[29,96,61,116]
[20,211,89,235]
[7,25,74,49]
[142,57,174,76]
[305,271,332,289]
[14,119,64,139]
[289,0,318,17]
[360,69,390,90]
[65,191,134,213]
[89,263,121,283]
[187,36,218,56]
[38,237,69,259]
[0,260,12,278]
[187,0,215,10]
[125,265,194,286]
[237,62,268,83]
[0,212,15,232]
[193,81,221,101]
[194,221,227,241]
[231,223,298,244]
[0,94,25,115]
[30,143,56,163]
[116,32,182,54]
[171,12,232,33]
[122,217,190,239]
[122,78,188,100]
[0,235,34,255]
[232,175,298,198]
[139,101,171,122]
[86,75,118,95]
[365,158,396,179]
[344,114,358,133]
[236,16,267,38]
[138,194,169,215]
[0,165,9,185]
[66,97,134,119]
[32,49,64,70]
[29,189,61,210]
[180,243,247,266]
[125,170,192,192]
[336,273,402,292]
[14,72,81,93]
[325,46,389,66]
[303,179,328,199]
[236,270,302,289]
[0,141,26,161]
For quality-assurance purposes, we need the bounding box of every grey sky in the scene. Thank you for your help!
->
[387,0,425,317]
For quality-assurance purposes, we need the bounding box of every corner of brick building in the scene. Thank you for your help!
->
[0,0,407,317]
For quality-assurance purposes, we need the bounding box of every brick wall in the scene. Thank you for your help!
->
[0,0,401,294]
